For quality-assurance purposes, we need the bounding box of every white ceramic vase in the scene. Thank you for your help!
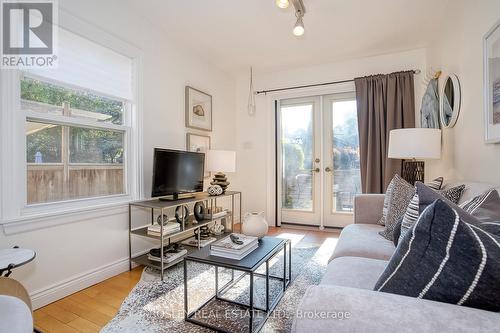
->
[241,212,268,239]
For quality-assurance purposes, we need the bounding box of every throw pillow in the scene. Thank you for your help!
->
[375,199,500,312]
[392,217,403,247]
[399,182,468,243]
[460,189,500,223]
[378,175,415,241]
[439,184,466,204]
[426,176,444,190]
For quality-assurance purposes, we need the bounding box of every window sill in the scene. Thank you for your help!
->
[1,197,134,235]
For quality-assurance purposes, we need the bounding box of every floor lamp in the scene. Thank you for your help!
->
[388,128,442,185]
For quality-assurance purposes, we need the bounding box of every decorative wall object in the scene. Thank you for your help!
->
[420,70,442,129]
[484,20,500,143]
[439,73,461,129]
[185,86,212,131]
[186,133,211,178]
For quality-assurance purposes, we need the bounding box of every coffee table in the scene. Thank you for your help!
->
[184,236,291,333]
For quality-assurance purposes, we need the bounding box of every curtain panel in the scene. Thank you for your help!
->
[355,71,415,194]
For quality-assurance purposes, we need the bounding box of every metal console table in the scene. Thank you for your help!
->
[129,191,241,280]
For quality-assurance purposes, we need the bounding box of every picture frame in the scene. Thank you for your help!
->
[186,133,211,178]
[484,19,500,143]
[185,86,212,132]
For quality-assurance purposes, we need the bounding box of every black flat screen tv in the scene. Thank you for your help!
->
[151,148,205,199]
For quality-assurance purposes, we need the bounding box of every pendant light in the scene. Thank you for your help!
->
[248,67,256,116]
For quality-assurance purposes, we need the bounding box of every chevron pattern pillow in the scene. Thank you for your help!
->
[378,175,415,241]
[375,199,500,312]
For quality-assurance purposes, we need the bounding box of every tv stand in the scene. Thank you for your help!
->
[158,193,196,201]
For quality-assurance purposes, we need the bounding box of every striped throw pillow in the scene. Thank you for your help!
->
[426,177,444,190]
[375,199,500,312]
[460,189,500,223]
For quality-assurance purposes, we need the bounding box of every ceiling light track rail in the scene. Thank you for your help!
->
[255,69,421,95]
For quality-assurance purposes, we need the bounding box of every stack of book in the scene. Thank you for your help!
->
[210,233,258,260]
[181,236,217,248]
[147,249,187,264]
[147,222,180,236]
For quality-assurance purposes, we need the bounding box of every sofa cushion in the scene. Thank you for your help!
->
[292,285,500,333]
[330,224,395,261]
[378,175,415,241]
[321,257,388,290]
[375,199,500,312]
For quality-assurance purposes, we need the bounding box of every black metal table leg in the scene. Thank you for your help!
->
[265,260,269,312]
[249,271,254,332]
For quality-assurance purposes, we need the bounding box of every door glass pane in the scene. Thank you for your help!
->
[331,100,361,212]
[281,104,314,211]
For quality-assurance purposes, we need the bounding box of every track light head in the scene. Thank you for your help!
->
[293,10,305,36]
[276,0,289,9]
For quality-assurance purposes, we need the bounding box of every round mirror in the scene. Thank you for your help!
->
[440,74,461,128]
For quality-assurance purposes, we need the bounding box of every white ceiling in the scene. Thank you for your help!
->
[127,0,448,75]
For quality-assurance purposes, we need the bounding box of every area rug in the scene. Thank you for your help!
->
[102,238,333,332]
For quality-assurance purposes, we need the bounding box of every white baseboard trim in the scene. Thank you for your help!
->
[30,257,130,310]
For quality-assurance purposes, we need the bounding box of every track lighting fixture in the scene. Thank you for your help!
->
[277,0,306,36]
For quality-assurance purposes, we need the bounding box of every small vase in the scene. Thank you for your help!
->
[241,212,268,239]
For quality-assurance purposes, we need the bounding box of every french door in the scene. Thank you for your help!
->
[278,93,361,228]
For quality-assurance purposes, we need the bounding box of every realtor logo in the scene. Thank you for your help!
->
[1,0,57,68]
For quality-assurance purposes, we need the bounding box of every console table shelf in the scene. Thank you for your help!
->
[128,191,241,280]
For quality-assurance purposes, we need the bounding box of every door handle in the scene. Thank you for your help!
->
[309,168,320,173]
[325,166,332,172]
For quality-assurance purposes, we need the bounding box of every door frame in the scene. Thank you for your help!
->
[267,82,356,228]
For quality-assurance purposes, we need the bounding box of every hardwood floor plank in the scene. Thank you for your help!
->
[35,314,80,333]
[41,302,79,324]
[67,317,101,333]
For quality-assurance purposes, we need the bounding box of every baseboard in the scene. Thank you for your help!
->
[30,257,130,309]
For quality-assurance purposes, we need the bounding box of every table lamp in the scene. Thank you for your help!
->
[388,128,441,185]
[206,150,236,193]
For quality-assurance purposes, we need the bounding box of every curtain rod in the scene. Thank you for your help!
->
[255,69,421,95]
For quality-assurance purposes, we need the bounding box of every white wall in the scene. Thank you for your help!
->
[425,0,500,184]
[233,49,427,225]
[0,0,236,308]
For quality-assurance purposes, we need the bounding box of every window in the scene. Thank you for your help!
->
[23,77,129,204]
[19,25,135,207]
[331,100,361,212]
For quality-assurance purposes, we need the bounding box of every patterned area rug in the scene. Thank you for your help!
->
[102,237,335,332]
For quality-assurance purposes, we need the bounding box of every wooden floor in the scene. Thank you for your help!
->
[34,226,339,333]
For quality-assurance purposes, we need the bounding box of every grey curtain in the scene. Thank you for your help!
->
[355,71,415,194]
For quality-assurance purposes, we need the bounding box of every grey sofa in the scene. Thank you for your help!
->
[292,182,500,333]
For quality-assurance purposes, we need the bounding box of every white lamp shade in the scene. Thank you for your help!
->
[388,128,442,160]
[206,150,236,173]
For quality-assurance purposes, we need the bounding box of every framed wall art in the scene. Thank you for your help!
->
[186,133,211,178]
[185,86,212,131]
[484,19,500,143]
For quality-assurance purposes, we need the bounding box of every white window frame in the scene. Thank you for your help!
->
[0,9,143,231]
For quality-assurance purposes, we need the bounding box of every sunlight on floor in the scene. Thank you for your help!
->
[275,232,306,246]
[311,237,338,266]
